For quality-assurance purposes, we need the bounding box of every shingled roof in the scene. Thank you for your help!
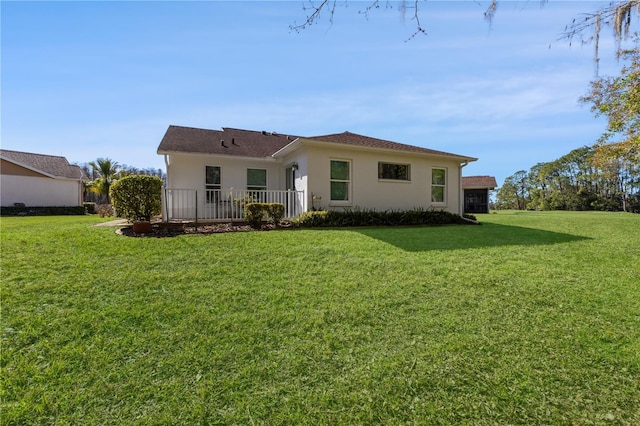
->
[158,125,476,161]
[0,149,84,179]
[462,175,497,189]
[307,131,475,159]
[157,126,297,158]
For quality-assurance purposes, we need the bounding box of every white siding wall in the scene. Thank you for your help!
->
[0,175,83,206]
[303,145,463,214]
[165,154,283,190]
[164,147,464,215]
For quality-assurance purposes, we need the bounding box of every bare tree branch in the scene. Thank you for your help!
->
[560,0,640,72]
[290,0,640,68]
[290,0,334,33]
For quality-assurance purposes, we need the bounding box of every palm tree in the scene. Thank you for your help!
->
[89,158,120,203]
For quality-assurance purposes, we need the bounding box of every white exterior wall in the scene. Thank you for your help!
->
[163,147,464,216]
[165,153,283,190]
[302,145,464,215]
[0,175,83,206]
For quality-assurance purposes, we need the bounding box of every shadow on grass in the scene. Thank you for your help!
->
[353,223,592,252]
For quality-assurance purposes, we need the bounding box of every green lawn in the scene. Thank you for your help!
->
[1,211,639,424]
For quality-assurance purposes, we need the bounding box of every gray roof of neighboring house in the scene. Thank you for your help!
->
[158,125,476,161]
[0,149,85,179]
[462,175,498,189]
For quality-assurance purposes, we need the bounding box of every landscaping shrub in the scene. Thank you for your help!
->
[83,202,96,214]
[96,204,114,218]
[292,207,475,228]
[244,203,286,228]
[110,175,162,222]
[266,203,285,224]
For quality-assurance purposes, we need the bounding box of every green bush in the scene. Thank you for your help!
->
[83,202,96,214]
[291,208,475,228]
[244,203,285,228]
[110,175,162,222]
[266,203,285,224]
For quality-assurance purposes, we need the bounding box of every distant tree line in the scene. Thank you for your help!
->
[496,41,640,213]
[495,144,639,212]
[76,158,165,204]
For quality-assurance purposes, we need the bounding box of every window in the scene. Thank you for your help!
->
[205,166,221,203]
[330,160,350,202]
[431,168,446,203]
[247,169,267,191]
[378,162,410,181]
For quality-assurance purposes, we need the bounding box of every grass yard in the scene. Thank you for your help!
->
[1,211,639,424]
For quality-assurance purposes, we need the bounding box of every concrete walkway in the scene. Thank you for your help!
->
[94,219,129,227]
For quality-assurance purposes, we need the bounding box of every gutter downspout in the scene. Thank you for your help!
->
[163,155,170,223]
[459,161,469,216]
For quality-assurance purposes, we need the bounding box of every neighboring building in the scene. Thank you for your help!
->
[0,149,85,207]
[462,175,497,214]
[158,125,478,221]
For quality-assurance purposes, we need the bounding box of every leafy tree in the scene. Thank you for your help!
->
[581,46,640,150]
[88,158,120,204]
[495,170,529,210]
[579,45,640,210]
[110,175,163,222]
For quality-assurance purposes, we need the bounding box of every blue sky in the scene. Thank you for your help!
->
[1,1,625,186]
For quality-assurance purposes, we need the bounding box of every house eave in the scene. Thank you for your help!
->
[283,138,477,162]
[158,149,280,162]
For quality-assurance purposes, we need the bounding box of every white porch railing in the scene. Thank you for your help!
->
[162,188,305,222]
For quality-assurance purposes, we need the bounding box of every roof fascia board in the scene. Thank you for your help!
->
[271,138,302,158]
[158,150,281,162]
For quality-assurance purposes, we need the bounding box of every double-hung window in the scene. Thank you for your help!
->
[378,162,410,181]
[247,168,267,202]
[205,166,221,203]
[330,159,351,202]
[431,168,446,203]
[247,169,267,191]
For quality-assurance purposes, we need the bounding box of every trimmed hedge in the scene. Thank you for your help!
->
[291,208,478,228]
[244,203,285,228]
[0,206,87,216]
[110,175,162,222]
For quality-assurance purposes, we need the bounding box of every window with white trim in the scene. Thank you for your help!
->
[431,168,446,203]
[330,159,351,202]
[247,168,267,191]
[205,166,221,203]
[378,162,410,181]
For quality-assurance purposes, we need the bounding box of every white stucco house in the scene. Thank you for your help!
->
[0,149,85,207]
[158,125,477,221]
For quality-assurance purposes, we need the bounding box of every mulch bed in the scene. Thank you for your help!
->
[117,222,290,237]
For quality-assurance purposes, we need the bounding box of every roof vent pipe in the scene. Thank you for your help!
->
[231,138,237,145]
[220,140,226,147]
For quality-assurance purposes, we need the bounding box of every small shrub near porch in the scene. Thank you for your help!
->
[110,175,162,222]
[244,203,285,228]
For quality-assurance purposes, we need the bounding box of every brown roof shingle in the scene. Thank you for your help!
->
[462,175,497,189]
[157,126,297,158]
[307,131,474,159]
[159,125,476,161]
[0,149,84,179]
